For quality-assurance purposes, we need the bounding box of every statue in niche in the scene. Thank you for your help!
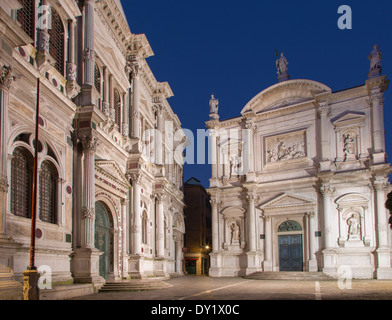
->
[229,155,241,178]
[343,134,355,161]
[347,214,360,238]
[230,222,240,244]
[386,191,392,229]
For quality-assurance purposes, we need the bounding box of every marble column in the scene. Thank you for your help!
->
[320,183,336,249]
[66,19,80,98]
[156,193,165,258]
[210,198,219,252]
[121,199,128,277]
[122,91,129,136]
[108,74,115,122]
[0,65,13,239]
[0,65,22,298]
[102,66,110,117]
[130,63,140,139]
[80,135,98,248]
[244,120,255,180]
[263,215,272,271]
[306,211,318,271]
[371,90,385,154]
[83,0,96,87]
[209,129,218,183]
[155,104,164,166]
[35,0,52,72]
[246,195,256,252]
[130,173,141,255]
[373,177,392,278]
[318,102,331,171]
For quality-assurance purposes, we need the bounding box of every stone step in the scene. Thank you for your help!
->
[99,280,172,292]
[244,272,335,281]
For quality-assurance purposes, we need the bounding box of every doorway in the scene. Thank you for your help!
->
[95,201,113,279]
[278,234,303,271]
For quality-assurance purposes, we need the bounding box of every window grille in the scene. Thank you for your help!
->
[17,0,35,41]
[48,8,65,76]
[114,89,121,132]
[11,147,33,218]
[39,160,58,224]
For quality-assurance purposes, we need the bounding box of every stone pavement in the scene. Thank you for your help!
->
[68,275,392,300]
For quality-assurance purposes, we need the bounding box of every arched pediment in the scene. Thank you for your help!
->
[221,206,246,218]
[335,193,368,207]
[241,79,331,114]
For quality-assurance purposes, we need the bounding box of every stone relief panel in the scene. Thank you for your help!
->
[265,130,306,163]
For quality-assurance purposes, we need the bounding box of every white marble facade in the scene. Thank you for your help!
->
[207,50,392,279]
[0,0,185,298]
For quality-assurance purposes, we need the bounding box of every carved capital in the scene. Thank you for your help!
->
[37,29,50,51]
[246,194,256,203]
[132,111,140,119]
[318,102,331,117]
[0,65,14,90]
[156,193,166,202]
[81,135,98,153]
[83,48,95,62]
[0,176,8,193]
[81,207,95,220]
[373,178,389,191]
[129,173,141,184]
[66,63,77,81]
[372,92,384,105]
[319,184,336,197]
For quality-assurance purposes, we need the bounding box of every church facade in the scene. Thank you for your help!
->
[206,49,392,279]
[0,0,185,298]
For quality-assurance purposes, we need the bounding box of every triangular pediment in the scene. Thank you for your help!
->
[95,160,130,188]
[259,193,315,210]
[331,111,366,127]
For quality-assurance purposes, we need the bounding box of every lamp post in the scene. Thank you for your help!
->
[22,78,41,300]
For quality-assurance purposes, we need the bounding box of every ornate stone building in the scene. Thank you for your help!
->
[206,50,392,279]
[0,0,185,298]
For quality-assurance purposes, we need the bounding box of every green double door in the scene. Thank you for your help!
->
[278,235,303,271]
[95,202,113,279]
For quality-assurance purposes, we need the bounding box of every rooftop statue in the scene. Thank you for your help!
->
[368,44,382,78]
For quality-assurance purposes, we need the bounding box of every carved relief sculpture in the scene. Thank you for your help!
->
[266,131,306,163]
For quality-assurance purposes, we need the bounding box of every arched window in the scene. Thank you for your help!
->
[113,89,121,132]
[17,0,35,41]
[278,220,302,232]
[10,147,34,218]
[48,7,65,76]
[142,211,148,244]
[39,160,58,223]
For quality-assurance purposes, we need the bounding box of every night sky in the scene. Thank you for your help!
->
[123,0,392,188]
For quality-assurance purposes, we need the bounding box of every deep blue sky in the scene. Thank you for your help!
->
[123,0,392,188]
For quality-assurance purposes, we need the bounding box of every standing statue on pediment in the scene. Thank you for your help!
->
[276,52,290,82]
[368,44,382,78]
[209,94,219,120]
